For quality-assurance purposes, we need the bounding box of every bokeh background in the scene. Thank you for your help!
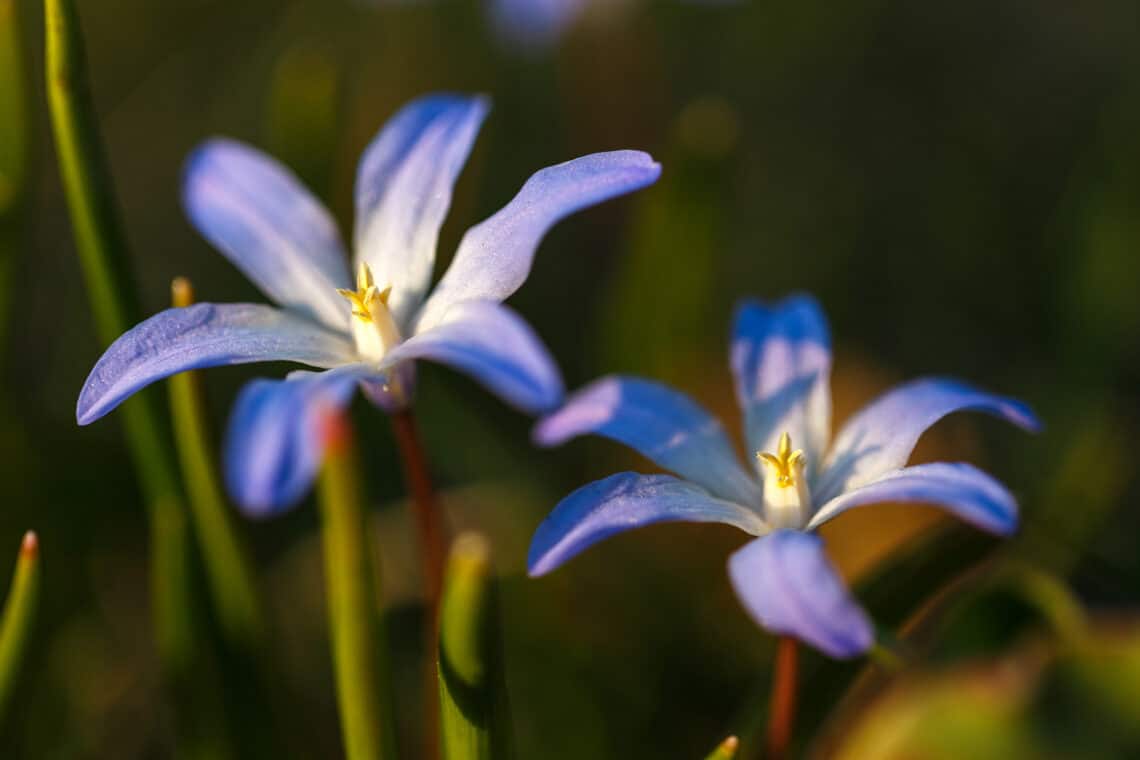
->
[1,0,1138,757]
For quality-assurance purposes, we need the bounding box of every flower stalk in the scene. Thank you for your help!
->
[438,533,513,760]
[0,532,40,722]
[764,637,798,760]
[319,411,396,760]
[391,408,448,611]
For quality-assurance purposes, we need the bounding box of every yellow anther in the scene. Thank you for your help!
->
[756,432,805,489]
[337,262,392,323]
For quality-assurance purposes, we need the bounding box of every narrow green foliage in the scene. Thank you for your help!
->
[0,0,27,217]
[438,533,513,760]
[44,0,192,663]
[319,413,396,760]
[168,277,265,651]
[44,4,238,756]
[703,736,739,760]
[44,0,180,506]
[0,0,29,352]
[0,533,40,721]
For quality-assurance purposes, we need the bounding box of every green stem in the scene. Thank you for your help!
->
[438,533,513,760]
[168,277,264,650]
[319,412,395,760]
[44,0,196,665]
[0,532,40,722]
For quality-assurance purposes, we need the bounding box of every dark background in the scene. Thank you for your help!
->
[0,0,1137,756]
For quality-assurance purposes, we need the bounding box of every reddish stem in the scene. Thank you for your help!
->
[764,637,799,760]
[391,408,447,610]
[390,408,446,760]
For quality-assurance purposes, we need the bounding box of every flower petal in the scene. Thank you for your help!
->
[183,139,352,329]
[225,365,375,515]
[728,531,873,659]
[807,462,1019,535]
[533,376,760,505]
[77,303,357,425]
[354,95,490,327]
[381,300,563,414]
[730,295,832,477]
[815,378,1042,504]
[529,472,767,576]
[414,150,662,332]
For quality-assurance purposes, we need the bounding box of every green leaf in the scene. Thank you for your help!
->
[0,532,40,722]
[438,533,513,760]
[0,0,27,218]
[44,0,196,661]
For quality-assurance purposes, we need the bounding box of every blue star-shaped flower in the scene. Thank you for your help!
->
[528,295,1040,658]
[77,93,660,515]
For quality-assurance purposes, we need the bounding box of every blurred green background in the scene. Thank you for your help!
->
[0,0,1138,757]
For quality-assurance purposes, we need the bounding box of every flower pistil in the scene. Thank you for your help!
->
[337,262,401,362]
[757,432,812,529]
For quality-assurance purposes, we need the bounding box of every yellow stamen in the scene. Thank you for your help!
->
[336,262,393,323]
[756,432,805,488]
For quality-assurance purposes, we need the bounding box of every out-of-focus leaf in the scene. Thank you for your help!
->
[703,735,739,759]
[0,532,39,723]
[824,618,1140,760]
[597,96,739,383]
[0,0,26,217]
[265,43,341,199]
[438,533,513,760]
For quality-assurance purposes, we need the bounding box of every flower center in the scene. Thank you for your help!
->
[337,262,402,363]
[756,432,812,529]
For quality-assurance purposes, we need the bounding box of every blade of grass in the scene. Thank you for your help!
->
[0,0,28,353]
[0,532,40,722]
[44,0,195,669]
[45,2,233,756]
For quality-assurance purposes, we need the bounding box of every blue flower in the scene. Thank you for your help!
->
[528,295,1040,658]
[77,94,660,515]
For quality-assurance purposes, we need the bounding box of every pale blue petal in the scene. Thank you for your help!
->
[382,300,563,414]
[529,472,768,576]
[728,531,873,659]
[815,378,1042,504]
[807,462,1018,535]
[414,150,661,331]
[183,139,352,329]
[731,295,832,476]
[354,95,490,327]
[533,376,760,505]
[488,0,584,50]
[77,304,357,425]
[225,365,376,515]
